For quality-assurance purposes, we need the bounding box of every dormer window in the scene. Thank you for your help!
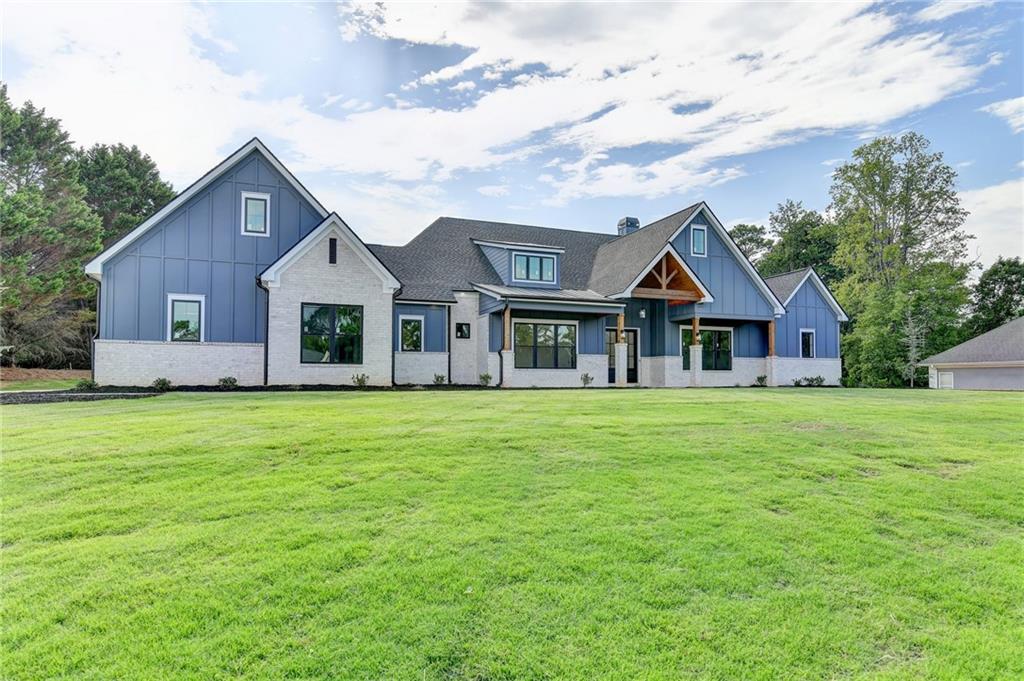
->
[691,225,707,257]
[241,191,270,237]
[513,253,555,283]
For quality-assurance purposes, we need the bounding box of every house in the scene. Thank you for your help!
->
[921,317,1024,391]
[84,139,848,388]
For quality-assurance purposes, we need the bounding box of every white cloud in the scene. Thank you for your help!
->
[476,184,510,197]
[915,1,994,23]
[321,92,345,108]
[450,80,476,92]
[821,158,844,167]
[980,96,1024,134]
[957,160,975,168]
[960,178,1024,269]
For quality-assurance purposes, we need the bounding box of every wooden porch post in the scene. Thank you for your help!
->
[691,316,700,342]
[616,312,625,343]
[502,306,511,352]
[767,319,776,356]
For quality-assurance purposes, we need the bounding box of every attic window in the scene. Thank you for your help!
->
[691,225,706,257]
[241,191,270,237]
[329,238,337,264]
[513,253,555,283]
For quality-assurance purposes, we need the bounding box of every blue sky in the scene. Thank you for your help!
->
[4,1,1022,266]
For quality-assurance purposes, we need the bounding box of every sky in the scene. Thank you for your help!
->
[4,1,1023,268]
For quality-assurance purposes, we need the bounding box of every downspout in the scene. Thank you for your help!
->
[255,277,269,386]
[498,301,508,388]
[446,305,451,385]
[91,280,101,382]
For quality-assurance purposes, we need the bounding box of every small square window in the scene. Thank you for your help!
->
[456,322,471,339]
[241,192,270,236]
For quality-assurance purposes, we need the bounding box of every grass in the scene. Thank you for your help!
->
[0,378,80,392]
[2,388,1022,680]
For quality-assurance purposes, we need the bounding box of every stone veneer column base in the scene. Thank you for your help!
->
[689,344,703,387]
[614,342,628,387]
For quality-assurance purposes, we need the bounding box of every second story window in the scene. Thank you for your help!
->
[241,191,270,237]
[513,253,555,283]
[691,225,707,257]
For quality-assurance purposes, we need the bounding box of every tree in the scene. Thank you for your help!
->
[900,307,925,388]
[728,223,772,262]
[0,86,102,367]
[830,132,973,386]
[77,143,175,245]
[966,257,1024,336]
[757,200,843,284]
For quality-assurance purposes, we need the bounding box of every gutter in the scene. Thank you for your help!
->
[446,305,452,385]
[255,277,270,386]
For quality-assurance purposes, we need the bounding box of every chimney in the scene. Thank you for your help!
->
[617,216,640,236]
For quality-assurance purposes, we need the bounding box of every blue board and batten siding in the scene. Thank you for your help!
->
[670,213,776,320]
[100,151,323,342]
[393,304,448,352]
[775,281,840,358]
[478,244,560,289]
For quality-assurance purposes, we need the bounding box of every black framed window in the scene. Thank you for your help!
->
[400,317,423,352]
[329,238,337,264]
[455,322,471,339]
[170,299,201,342]
[244,196,268,234]
[301,303,363,364]
[513,253,555,283]
[682,329,731,370]
[801,330,815,358]
[692,226,707,256]
[514,322,576,369]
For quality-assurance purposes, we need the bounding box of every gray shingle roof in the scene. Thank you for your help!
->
[368,217,615,302]
[474,283,618,303]
[587,204,701,296]
[922,317,1024,365]
[763,268,812,303]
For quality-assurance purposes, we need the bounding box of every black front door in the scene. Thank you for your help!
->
[606,328,638,384]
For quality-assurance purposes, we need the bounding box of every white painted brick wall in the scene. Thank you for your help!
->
[94,339,263,386]
[500,352,608,388]
[394,352,449,385]
[701,357,768,387]
[641,356,691,388]
[769,357,842,386]
[449,292,479,385]
[266,226,395,386]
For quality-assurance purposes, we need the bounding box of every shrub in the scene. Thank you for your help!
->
[151,377,172,392]
[218,376,238,390]
[791,378,804,387]
[754,374,767,388]
[804,375,825,387]
[352,373,369,388]
[580,372,594,388]
[479,372,492,387]
[75,378,99,391]
[433,374,446,386]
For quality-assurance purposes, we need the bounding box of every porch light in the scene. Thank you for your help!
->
[639,309,646,319]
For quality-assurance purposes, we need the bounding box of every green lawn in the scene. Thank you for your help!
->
[0,378,80,392]
[2,389,1022,679]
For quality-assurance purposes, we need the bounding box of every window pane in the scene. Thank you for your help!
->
[401,318,422,351]
[556,325,575,347]
[336,306,362,335]
[245,197,267,233]
[303,305,332,335]
[528,256,541,280]
[336,333,362,364]
[514,346,534,368]
[541,257,554,282]
[171,300,200,341]
[456,323,471,339]
[801,331,814,358]
[536,346,555,368]
[535,324,555,347]
[557,347,576,369]
[302,335,331,362]
[514,255,527,280]
[514,323,534,347]
[693,228,706,254]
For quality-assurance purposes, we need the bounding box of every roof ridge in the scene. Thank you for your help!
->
[761,266,813,280]
[436,215,614,238]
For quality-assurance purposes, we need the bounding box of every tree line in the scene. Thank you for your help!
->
[729,133,1023,386]
[2,87,1021,384]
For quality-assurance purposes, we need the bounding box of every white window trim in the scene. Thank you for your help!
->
[240,191,271,237]
[800,328,816,359]
[166,293,206,342]
[398,314,425,352]
[690,225,707,257]
[510,251,558,285]
[679,324,733,371]
[511,318,579,369]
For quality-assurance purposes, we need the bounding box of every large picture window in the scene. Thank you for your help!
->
[513,253,555,283]
[514,322,576,369]
[681,328,732,371]
[301,303,363,364]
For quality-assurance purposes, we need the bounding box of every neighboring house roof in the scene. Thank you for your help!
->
[921,317,1024,365]
[83,137,329,280]
[763,267,849,322]
[368,217,615,302]
[259,213,400,291]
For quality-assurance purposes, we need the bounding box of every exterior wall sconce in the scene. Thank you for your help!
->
[639,309,646,319]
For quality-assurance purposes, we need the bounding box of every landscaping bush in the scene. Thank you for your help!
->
[75,378,99,391]
[753,374,767,387]
[218,376,238,391]
[352,373,369,388]
[580,372,594,387]
[479,372,492,387]
[804,375,826,387]
[151,377,172,392]
[433,374,446,386]
[792,378,804,387]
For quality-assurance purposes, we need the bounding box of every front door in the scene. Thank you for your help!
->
[606,328,638,384]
